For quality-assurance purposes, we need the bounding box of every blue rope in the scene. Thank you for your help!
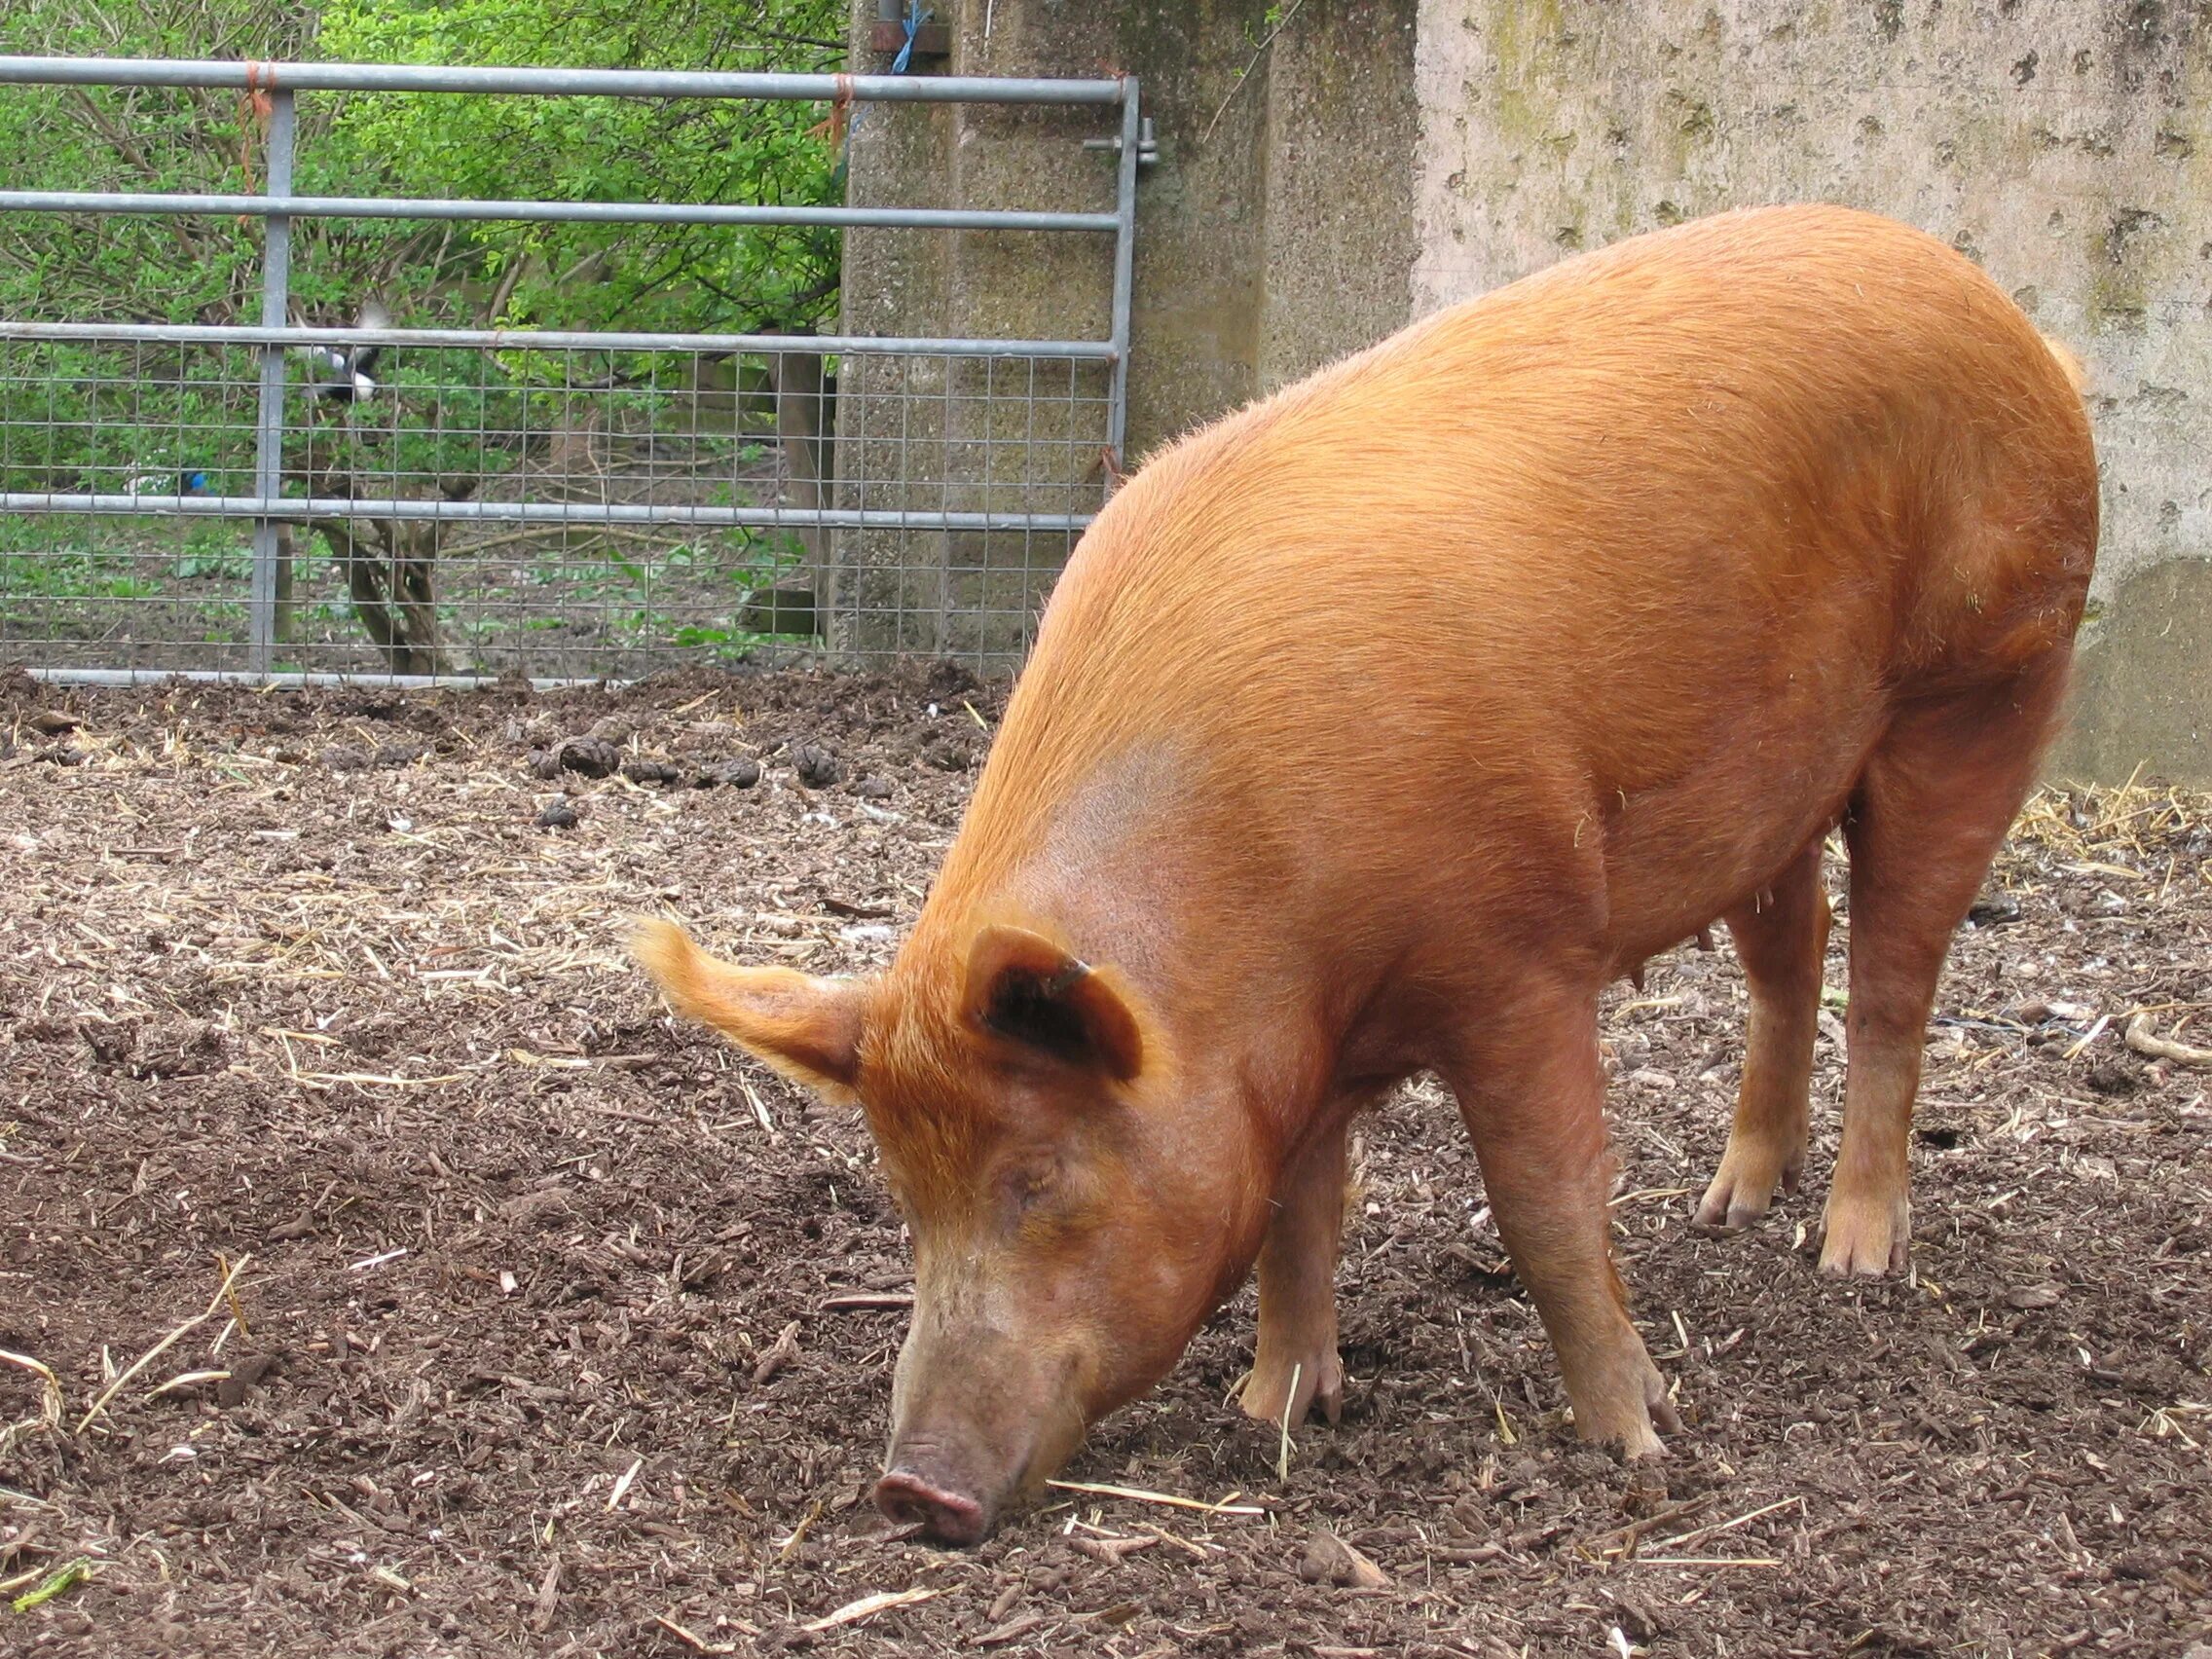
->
[838,4,931,169]
[891,4,933,75]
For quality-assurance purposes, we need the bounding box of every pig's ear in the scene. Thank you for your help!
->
[630,917,868,1094]
[963,923,1144,1083]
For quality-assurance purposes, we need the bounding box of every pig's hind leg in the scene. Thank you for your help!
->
[1449,984,1677,1456]
[1240,1117,1352,1427]
[1695,839,1830,1230]
[1821,652,2071,1275]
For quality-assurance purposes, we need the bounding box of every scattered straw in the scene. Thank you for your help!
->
[76,1255,251,1435]
[147,1369,230,1400]
[0,1348,61,1425]
[1644,1495,1803,1555]
[605,1455,644,1512]
[1139,1521,1214,1559]
[2016,779,2212,863]
[216,1251,250,1337]
[1627,1556,1784,1568]
[1610,1186,1695,1209]
[1597,1494,1717,1556]
[774,1496,826,1564]
[799,1586,940,1632]
[0,1348,62,1457]
[1044,1480,1264,1518]
[738,1076,778,1137]
[297,1070,465,1089]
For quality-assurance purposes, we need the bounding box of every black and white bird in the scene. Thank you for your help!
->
[297,299,390,403]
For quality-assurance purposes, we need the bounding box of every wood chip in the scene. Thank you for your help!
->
[1298,1528,1389,1588]
[2123,1014,2212,1066]
[529,1557,562,1631]
[1073,1534,1158,1564]
[650,1612,733,1652]
[820,1292,914,1312]
[751,1320,800,1385]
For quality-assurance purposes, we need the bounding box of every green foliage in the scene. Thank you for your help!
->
[0,20,268,320]
[0,0,845,670]
[0,0,844,331]
[317,0,845,334]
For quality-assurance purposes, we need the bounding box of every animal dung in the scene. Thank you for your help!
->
[790,742,841,789]
[695,756,762,790]
[555,737,622,779]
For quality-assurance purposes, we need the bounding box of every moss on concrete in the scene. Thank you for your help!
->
[2051,557,2212,785]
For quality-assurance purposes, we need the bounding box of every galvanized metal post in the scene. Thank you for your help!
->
[1105,80,1140,485]
[248,87,295,674]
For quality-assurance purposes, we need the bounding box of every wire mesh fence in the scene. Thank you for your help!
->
[0,334,1112,678]
[0,57,1138,683]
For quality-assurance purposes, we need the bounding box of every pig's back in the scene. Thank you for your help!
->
[960,205,2096,955]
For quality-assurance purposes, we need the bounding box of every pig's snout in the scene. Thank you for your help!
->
[873,1464,992,1546]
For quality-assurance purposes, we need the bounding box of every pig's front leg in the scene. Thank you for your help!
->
[1239,1121,1349,1427]
[1451,989,1679,1456]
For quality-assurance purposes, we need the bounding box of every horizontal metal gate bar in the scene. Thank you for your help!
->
[0,191,1120,235]
[1,495,1098,534]
[0,321,1118,361]
[0,56,1125,104]
[26,666,633,692]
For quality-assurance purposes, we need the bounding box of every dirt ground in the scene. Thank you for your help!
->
[1,666,2207,1659]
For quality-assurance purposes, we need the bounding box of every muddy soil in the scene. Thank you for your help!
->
[1,667,2207,1658]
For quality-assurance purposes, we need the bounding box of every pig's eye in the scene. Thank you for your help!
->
[1005,1162,1058,1213]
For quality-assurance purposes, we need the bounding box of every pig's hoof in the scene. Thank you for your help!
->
[1817,1190,1909,1276]
[1692,1141,1803,1231]
[1574,1357,1678,1458]
[1239,1346,1344,1427]
[1618,1366,1680,1458]
[1642,1366,1682,1442]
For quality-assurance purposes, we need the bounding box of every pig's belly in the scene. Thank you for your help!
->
[1592,696,1882,967]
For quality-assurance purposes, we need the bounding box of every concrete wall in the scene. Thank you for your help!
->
[1411,0,2212,781]
[836,0,2208,777]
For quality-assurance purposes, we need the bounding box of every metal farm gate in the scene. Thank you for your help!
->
[0,56,1140,685]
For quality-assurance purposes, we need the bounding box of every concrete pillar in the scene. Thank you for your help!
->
[828,50,958,656]
[832,0,1419,663]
